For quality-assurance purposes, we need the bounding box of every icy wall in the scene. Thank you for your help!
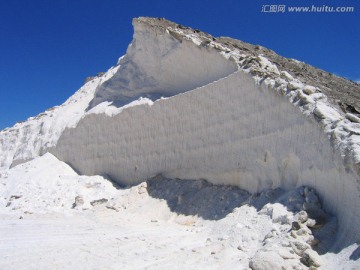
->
[53,70,360,248]
[51,18,360,249]
[89,19,237,108]
[1,17,360,250]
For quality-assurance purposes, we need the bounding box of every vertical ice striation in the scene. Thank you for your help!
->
[52,69,360,249]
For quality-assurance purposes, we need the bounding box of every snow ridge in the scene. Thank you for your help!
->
[50,18,360,251]
[1,17,360,258]
[0,65,119,170]
[88,18,238,109]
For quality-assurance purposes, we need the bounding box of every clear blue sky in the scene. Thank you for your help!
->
[1,0,359,130]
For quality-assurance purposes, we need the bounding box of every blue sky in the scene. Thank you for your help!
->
[0,0,359,130]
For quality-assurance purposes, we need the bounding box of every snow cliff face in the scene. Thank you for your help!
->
[88,20,237,108]
[51,18,360,249]
[1,17,360,251]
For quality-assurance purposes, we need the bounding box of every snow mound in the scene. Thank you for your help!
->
[2,168,350,269]
[0,153,118,214]
[53,69,360,250]
[0,17,360,268]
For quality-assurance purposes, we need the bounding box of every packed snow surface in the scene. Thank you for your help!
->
[3,154,358,269]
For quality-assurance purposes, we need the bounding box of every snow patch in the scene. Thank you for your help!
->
[0,153,118,214]
[87,97,154,117]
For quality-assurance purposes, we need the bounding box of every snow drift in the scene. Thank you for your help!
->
[50,18,360,250]
[1,17,360,257]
